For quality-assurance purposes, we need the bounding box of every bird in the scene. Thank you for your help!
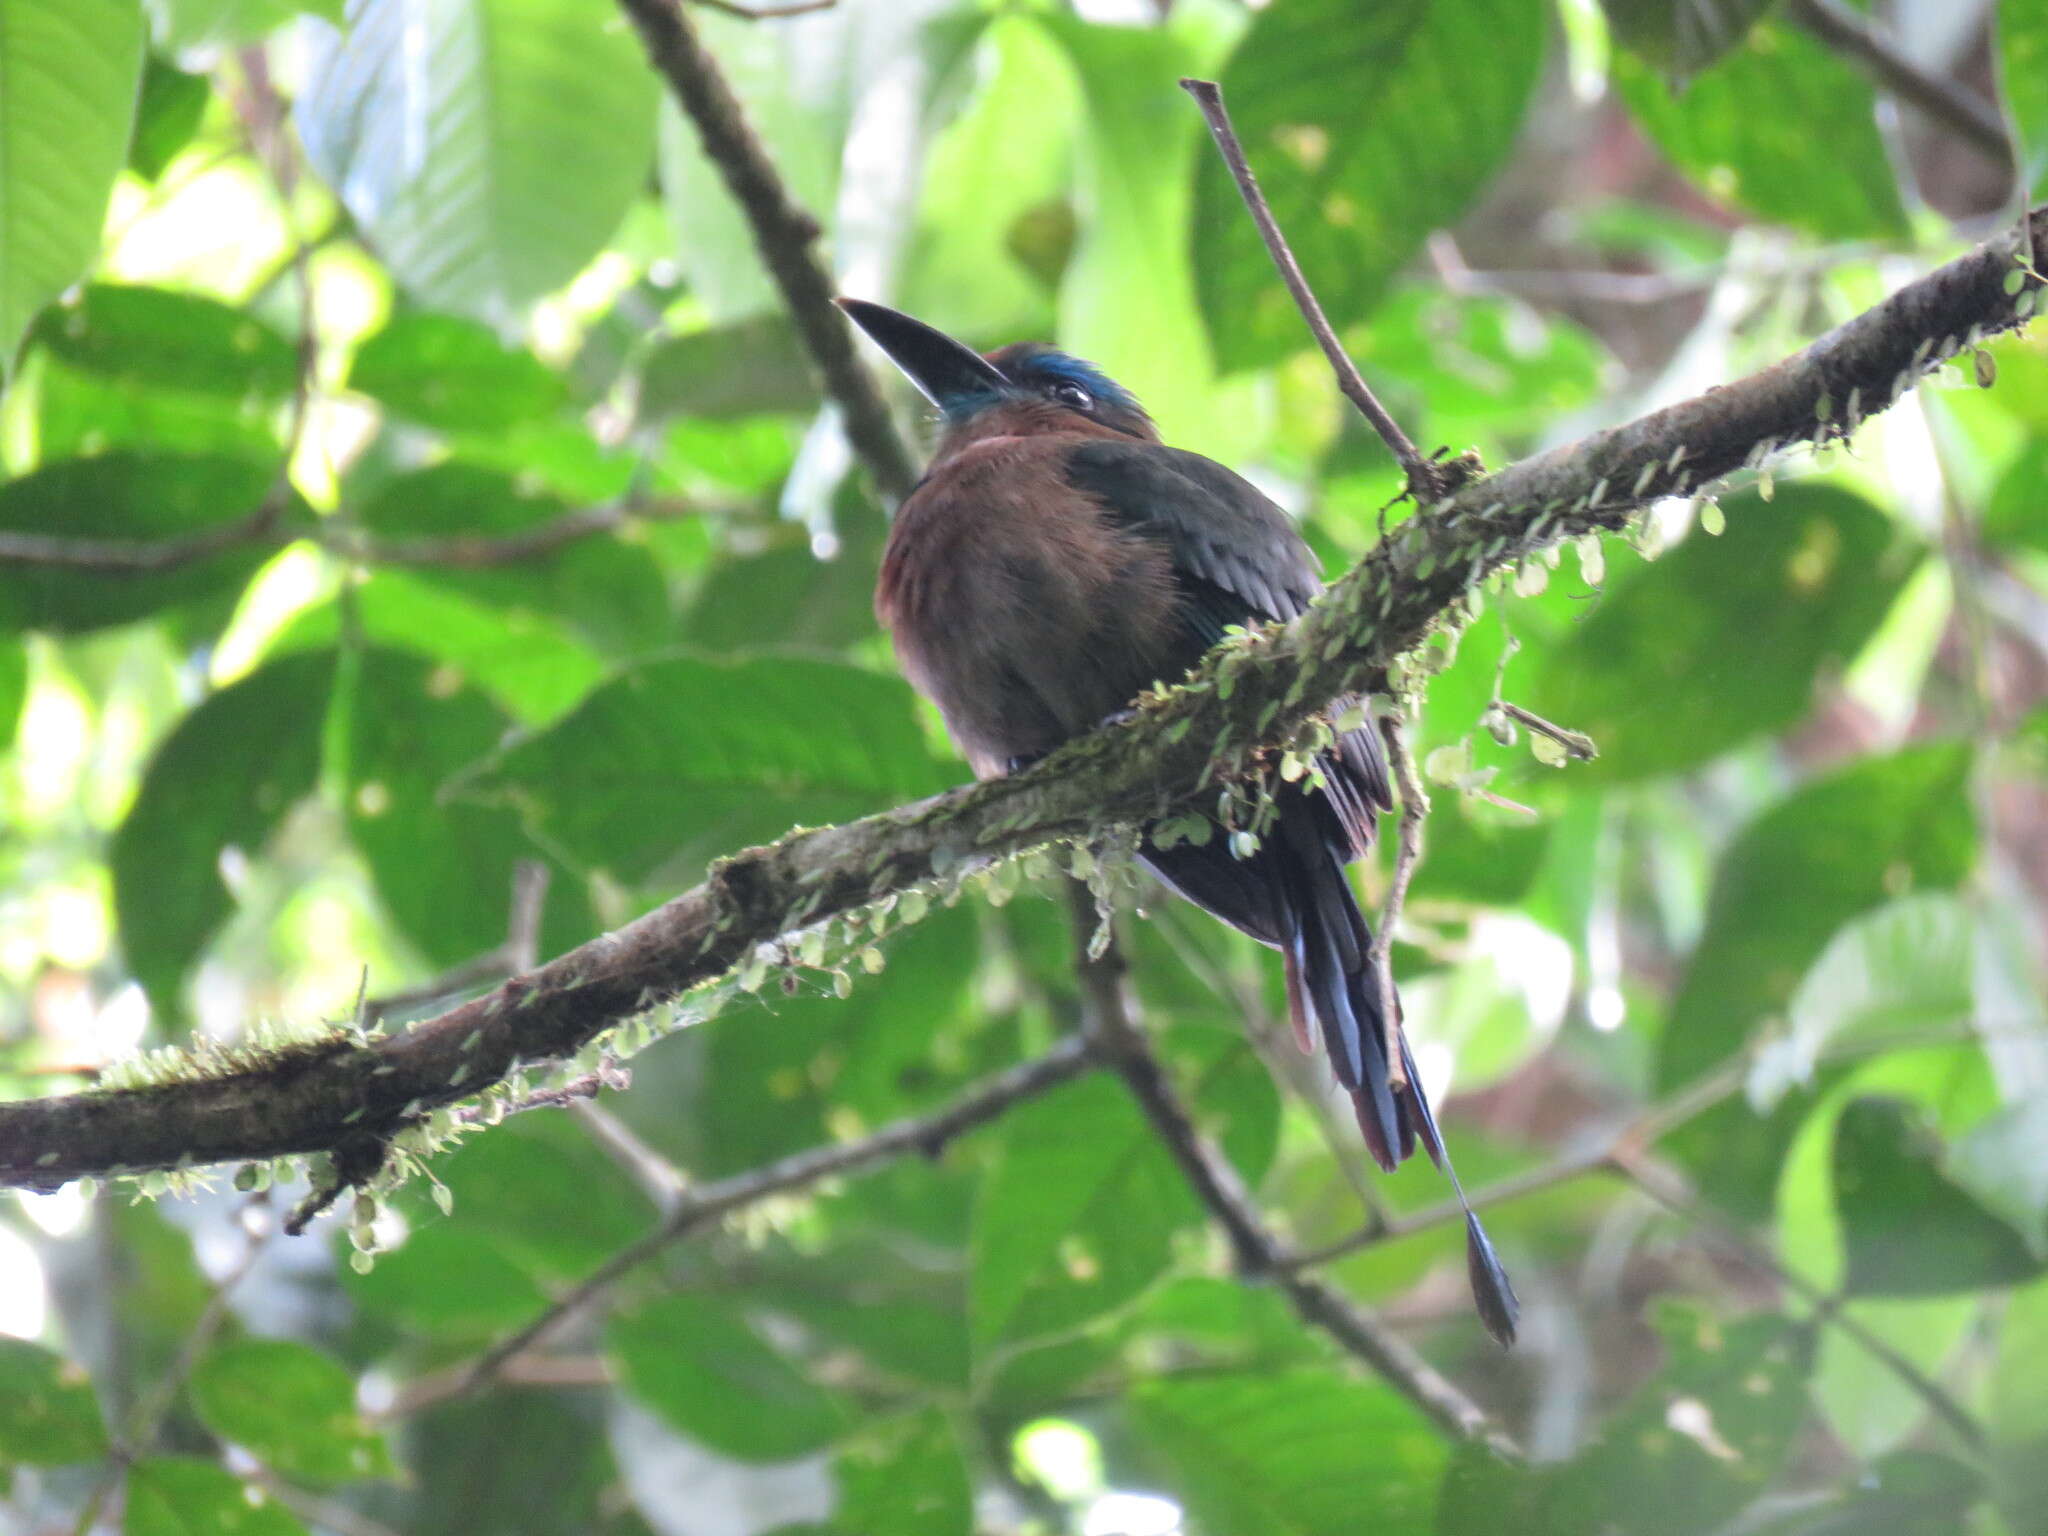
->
[839,297,1519,1346]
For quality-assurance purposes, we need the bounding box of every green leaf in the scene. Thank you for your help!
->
[274,570,606,726]
[31,350,281,463]
[1811,1295,1976,1459]
[111,648,333,1017]
[0,1339,108,1465]
[1529,486,1913,782]
[1613,21,1908,241]
[344,647,592,969]
[297,0,658,321]
[833,1410,972,1536]
[1999,0,2048,198]
[1746,894,1976,1111]
[32,285,299,401]
[355,462,668,656]
[124,1456,310,1536]
[477,654,947,885]
[1658,742,1977,1092]
[345,1221,546,1338]
[685,907,977,1178]
[1131,1367,1445,1536]
[144,0,340,50]
[188,1338,398,1485]
[1478,1311,1815,1536]
[1599,0,1774,79]
[0,453,283,635]
[971,1071,1193,1354]
[0,0,144,375]
[610,1294,850,1463]
[1833,1098,2041,1297]
[129,60,210,182]
[1992,1277,2048,1529]
[0,641,23,750]
[347,311,568,434]
[1984,438,2048,559]
[423,1113,651,1282]
[1191,0,1544,373]
[634,314,819,424]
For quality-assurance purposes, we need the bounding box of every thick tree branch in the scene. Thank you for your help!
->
[1066,886,1521,1457]
[0,210,2039,1190]
[613,0,919,505]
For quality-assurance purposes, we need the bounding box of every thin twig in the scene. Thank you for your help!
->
[1788,0,2012,172]
[1180,77,1444,502]
[693,0,833,14]
[434,1036,1099,1403]
[1373,714,1428,1095]
[365,864,552,1025]
[1064,885,1521,1458]
[0,498,698,575]
[1492,702,1599,763]
[615,0,918,505]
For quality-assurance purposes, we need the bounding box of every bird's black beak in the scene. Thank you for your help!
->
[837,298,1010,414]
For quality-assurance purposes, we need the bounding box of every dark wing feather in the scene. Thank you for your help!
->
[1064,439,1390,821]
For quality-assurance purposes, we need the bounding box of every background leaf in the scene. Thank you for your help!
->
[0,0,143,373]
[0,1340,109,1466]
[296,0,659,320]
[1191,0,1544,373]
[188,1338,397,1486]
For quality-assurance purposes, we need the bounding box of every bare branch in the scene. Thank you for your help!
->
[0,209,2040,1190]
[1180,77,1443,500]
[1066,886,1520,1457]
[1788,0,2012,172]
[615,0,919,504]
[0,498,699,576]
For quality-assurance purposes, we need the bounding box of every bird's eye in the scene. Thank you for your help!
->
[1049,380,1093,411]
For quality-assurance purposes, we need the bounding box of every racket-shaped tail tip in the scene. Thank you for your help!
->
[1466,1211,1521,1347]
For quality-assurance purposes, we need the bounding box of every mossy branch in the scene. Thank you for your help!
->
[1,208,2040,1191]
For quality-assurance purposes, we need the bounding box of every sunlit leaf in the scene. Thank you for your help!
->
[1747,894,1976,1110]
[129,59,210,182]
[1190,0,1544,373]
[1999,0,2048,198]
[297,0,658,321]
[0,0,143,375]
[143,0,341,51]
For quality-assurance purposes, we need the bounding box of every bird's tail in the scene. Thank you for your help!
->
[1271,818,1519,1345]
[1144,803,1521,1347]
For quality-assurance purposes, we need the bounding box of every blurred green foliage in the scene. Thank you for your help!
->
[1,0,2045,1533]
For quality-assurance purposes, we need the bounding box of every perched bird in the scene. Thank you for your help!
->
[840,298,1518,1346]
